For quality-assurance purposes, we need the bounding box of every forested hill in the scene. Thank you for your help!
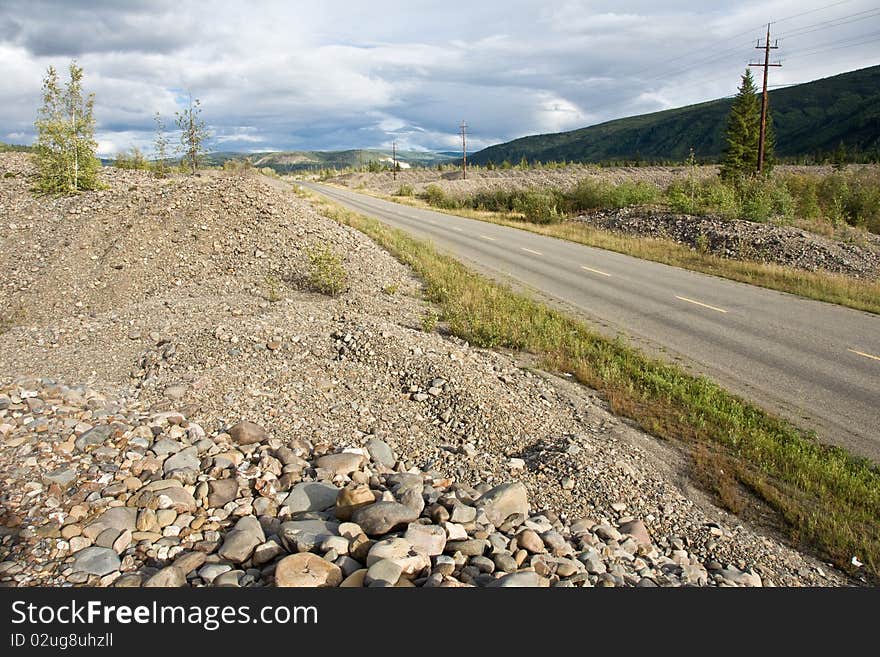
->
[470,65,880,165]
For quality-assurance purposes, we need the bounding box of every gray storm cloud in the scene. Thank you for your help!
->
[1,0,877,156]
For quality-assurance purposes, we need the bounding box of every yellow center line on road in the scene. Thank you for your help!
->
[675,295,728,314]
[581,265,611,277]
[480,235,497,241]
[848,348,880,362]
[521,247,543,256]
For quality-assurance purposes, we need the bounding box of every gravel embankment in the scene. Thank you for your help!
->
[0,154,852,587]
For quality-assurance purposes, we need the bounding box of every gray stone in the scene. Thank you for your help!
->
[72,547,120,576]
[83,507,137,540]
[217,516,265,563]
[151,438,184,456]
[315,452,365,475]
[404,523,446,556]
[74,425,113,451]
[43,466,77,488]
[143,566,186,587]
[198,563,232,584]
[595,524,622,542]
[213,571,244,587]
[492,552,518,573]
[157,487,198,513]
[365,559,403,587]
[94,527,122,549]
[207,478,239,508]
[579,549,606,574]
[366,437,395,467]
[279,519,340,552]
[253,540,285,566]
[172,551,207,575]
[283,482,339,513]
[352,502,419,536]
[163,446,200,474]
[470,556,495,574]
[487,571,549,587]
[476,482,528,527]
[446,539,488,557]
[450,502,477,524]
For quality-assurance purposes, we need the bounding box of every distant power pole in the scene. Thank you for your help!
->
[392,140,397,180]
[459,120,468,180]
[749,23,781,174]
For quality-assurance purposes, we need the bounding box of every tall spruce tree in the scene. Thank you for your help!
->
[34,61,100,193]
[720,69,768,180]
[175,94,209,174]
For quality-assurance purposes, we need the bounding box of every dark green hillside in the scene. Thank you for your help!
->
[470,65,880,165]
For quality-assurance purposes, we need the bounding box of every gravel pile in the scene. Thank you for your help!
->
[0,154,852,586]
[329,164,717,197]
[575,209,880,278]
[0,389,840,587]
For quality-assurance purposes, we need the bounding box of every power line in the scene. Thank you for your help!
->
[777,7,880,40]
[783,26,880,55]
[627,0,860,80]
[787,30,880,57]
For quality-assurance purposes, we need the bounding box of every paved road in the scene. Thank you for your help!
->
[303,182,880,462]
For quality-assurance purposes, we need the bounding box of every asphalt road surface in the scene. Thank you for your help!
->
[303,182,880,462]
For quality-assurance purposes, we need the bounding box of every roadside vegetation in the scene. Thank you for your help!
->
[412,168,880,234]
[379,177,880,314]
[308,190,880,580]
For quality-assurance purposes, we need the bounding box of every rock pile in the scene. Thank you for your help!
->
[575,209,880,278]
[0,383,772,587]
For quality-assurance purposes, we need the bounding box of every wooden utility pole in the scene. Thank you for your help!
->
[749,23,780,174]
[392,140,397,180]
[460,120,468,180]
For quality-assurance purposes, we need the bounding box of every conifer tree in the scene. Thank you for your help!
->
[720,69,766,181]
[175,94,209,174]
[34,61,100,193]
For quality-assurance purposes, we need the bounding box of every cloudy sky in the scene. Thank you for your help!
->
[1,0,878,156]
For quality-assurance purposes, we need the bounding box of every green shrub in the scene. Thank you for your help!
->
[305,246,348,296]
[422,184,446,206]
[114,147,149,170]
[513,190,561,223]
[564,178,660,213]
[394,184,414,196]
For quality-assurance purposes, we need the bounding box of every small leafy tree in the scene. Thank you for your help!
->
[153,112,170,177]
[114,146,148,170]
[34,61,100,193]
[720,69,761,181]
[175,94,209,174]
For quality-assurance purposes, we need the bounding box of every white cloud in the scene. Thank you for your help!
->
[1,0,877,152]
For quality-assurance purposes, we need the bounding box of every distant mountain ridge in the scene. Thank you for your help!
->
[469,65,880,165]
[205,149,456,172]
